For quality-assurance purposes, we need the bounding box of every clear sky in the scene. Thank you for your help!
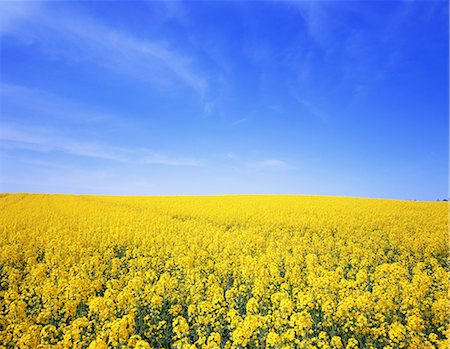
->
[0,1,448,200]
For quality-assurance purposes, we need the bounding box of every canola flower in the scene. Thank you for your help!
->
[0,193,448,348]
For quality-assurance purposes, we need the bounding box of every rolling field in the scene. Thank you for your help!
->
[0,194,448,349]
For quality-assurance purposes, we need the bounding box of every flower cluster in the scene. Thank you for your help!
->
[0,194,448,348]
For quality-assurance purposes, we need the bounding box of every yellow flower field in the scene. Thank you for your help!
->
[0,194,448,349]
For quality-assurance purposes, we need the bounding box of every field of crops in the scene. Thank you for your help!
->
[0,194,448,349]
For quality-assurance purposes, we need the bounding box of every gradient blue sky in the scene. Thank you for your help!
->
[0,1,448,200]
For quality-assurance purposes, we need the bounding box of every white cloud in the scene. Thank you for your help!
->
[0,1,41,34]
[0,123,202,167]
[0,2,208,97]
[286,0,412,105]
[292,95,329,123]
[140,154,201,167]
[231,118,247,126]
[0,165,157,195]
[288,1,334,53]
[247,159,290,170]
[1,83,119,125]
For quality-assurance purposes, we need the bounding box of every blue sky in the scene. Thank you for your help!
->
[0,1,448,200]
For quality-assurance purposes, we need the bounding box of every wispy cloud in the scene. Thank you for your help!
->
[0,153,73,171]
[1,82,202,168]
[246,159,290,170]
[1,83,120,126]
[0,124,201,167]
[231,118,248,126]
[139,153,201,167]
[297,99,328,123]
[0,2,208,97]
[0,161,157,195]
[289,89,329,123]
[0,1,40,34]
[288,1,334,53]
[0,124,129,162]
[286,1,414,105]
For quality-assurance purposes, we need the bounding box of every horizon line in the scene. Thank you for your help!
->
[1,192,448,203]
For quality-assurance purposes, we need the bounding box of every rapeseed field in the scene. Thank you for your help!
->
[0,194,448,349]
